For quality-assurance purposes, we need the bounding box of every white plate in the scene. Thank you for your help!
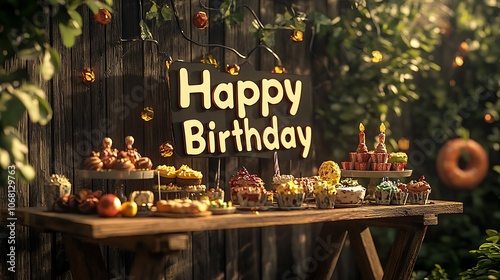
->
[209,208,237,215]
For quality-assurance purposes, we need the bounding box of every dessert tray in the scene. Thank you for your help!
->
[341,170,412,178]
[77,169,155,180]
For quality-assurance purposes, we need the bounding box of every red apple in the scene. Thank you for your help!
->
[97,194,122,217]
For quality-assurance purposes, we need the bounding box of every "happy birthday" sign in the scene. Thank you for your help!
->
[169,61,313,159]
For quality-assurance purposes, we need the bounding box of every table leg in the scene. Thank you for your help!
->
[130,247,169,280]
[307,222,348,280]
[62,235,108,280]
[382,226,428,280]
[349,225,384,280]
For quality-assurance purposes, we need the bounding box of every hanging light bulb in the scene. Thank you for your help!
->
[159,142,174,157]
[141,107,154,121]
[81,68,95,84]
[290,30,304,42]
[200,54,218,69]
[484,113,494,123]
[398,138,410,151]
[225,64,240,75]
[95,8,112,25]
[272,65,287,74]
[193,11,209,29]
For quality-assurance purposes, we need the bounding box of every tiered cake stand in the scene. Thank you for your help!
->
[341,170,413,201]
[77,170,155,199]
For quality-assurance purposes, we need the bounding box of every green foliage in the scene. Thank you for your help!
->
[460,230,500,279]
[311,0,444,160]
[249,7,307,46]
[0,0,112,183]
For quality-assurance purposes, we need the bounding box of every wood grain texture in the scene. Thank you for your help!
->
[348,226,384,280]
[16,201,462,239]
[62,235,107,280]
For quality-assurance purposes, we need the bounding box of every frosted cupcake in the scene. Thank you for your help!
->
[276,180,305,208]
[156,165,177,185]
[336,178,366,205]
[407,176,431,204]
[375,179,397,205]
[176,164,203,187]
[229,167,266,206]
[272,174,295,191]
[391,181,409,205]
[313,180,337,209]
[389,152,408,171]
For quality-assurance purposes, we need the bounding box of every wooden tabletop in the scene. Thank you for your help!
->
[14,200,462,239]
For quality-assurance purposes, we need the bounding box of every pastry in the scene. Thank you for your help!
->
[135,157,153,170]
[374,179,397,205]
[229,167,266,206]
[389,152,408,171]
[313,179,337,209]
[391,181,409,205]
[272,174,295,191]
[156,199,208,214]
[176,164,203,187]
[113,155,135,170]
[100,137,118,169]
[124,136,141,164]
[407,176,431,204]
[276,180,305,208]
[318,160,342,184]
[156,165,177,184]
[84,151,104,170]
[336,178,366,205]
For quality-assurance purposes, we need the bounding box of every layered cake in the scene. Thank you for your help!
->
[313,179,337,209]
[336,178,366,205]
[276,180,305,208]
[229,167,266,207]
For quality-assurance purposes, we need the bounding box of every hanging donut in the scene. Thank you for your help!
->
[436,138,489,189]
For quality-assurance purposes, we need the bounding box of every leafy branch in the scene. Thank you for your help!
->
[0,0,112,183]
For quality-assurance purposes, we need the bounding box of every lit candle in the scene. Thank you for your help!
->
[359,123,365,144]
[379,123,386,144]
[274,151,280,176]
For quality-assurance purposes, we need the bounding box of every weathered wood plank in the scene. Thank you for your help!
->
[348,225,384,280]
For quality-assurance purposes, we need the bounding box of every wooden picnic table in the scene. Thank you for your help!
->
[16,200,463,280]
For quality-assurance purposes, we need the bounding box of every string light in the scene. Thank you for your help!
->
[371,50,383,63]
[95,8,112,25]
[398,138,410,151]
[484,113,494,123]
[226,64,240,75]
[80,68,95,84]
[454,55,464,67]
[449,80,456,87]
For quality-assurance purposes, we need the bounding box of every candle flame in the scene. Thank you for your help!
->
[359,123,365,132]
[380,123,386,133]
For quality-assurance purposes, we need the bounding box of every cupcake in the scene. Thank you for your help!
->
[229,167,266,206]
[391,181,408,205]
[295,176,317,200]
[135,157,153,170]
[373,141,389,164]
[336,178,366,205]
[176,164,203,187]
[156,165,177,184]
[272,174,295,191]
[407,176,431,204]
[355,142,370,163]
[374,179,397,205]
[207,188,224,205]
[84,151,103,170]
[313,180,337,209]
[45,174,72,211]
[113,151,135,170]
[389,152,408,171]
[318,161,342,184]
[276,180,306,208]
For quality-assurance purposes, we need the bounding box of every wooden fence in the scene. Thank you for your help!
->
[0,0,362,279]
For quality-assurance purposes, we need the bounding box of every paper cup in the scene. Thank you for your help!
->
[355,162,369,171]
[342,162,355,170]
[276,193,305,208]
[315,194,337,209]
